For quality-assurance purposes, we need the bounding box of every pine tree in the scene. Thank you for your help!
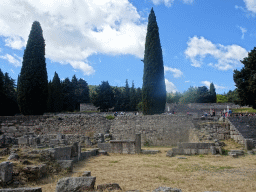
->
[209,82,216,103]
[77,78,90,104]
[142,8,166,115]
[0,69,6,115]
[123,79,130,111]
[47,81,53,112]
[113,86,123,111]
[17,21,48,115]
[62,78,76,112]
[91,81,114,112]
[234,47,256,108]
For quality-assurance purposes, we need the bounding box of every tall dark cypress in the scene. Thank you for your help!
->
[17,21,48,115]
[209,82,216,103]
[142,8,166,115]
[51,72,63,112]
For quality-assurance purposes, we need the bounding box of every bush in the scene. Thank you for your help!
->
[106,115,115,120]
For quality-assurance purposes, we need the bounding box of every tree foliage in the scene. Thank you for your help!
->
[217,94,228,103]
[142,8,166,115]
[179,86,198,104]
[91,81,114,112]
[17,21,48,115]
[209,82,216,103]
[62,78,76,112]
[233,47,256,108]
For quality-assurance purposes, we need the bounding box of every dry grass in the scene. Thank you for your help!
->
[28,141,256,192]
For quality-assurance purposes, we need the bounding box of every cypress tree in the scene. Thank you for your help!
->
[17,21,48,115]
[51,72,63,112]
[62,78,76,112]
[209,82,216,103]
[142,8,166,115]
[0,69,6,115]
[129,81,137,111]
[123,79,130,111]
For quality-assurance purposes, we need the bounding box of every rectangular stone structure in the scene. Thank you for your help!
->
[135,133,141,154]
[0,187,42,192]
[0,161,13,183]
[245,139,254,150]
[18,137,28,145]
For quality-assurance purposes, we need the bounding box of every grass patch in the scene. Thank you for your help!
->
[232,107,256,113]
[105,115,115,120]
[109,160,118,163]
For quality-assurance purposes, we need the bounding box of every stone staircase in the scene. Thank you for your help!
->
[228,116,256,147]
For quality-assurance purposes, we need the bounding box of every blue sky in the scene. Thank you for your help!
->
[0,0,255,94]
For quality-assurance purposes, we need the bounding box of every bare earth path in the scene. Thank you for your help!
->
[30,146,256,192]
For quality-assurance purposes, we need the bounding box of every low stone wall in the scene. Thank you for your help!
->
[110,115,194,146]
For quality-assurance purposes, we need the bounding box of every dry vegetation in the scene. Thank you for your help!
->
[22,139,256,192]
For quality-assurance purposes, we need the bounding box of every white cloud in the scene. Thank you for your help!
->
[11,69,15,74]
[243,0,256,13]
[0,54,22,67]
[0,0,147,75]
[238,26,247,39]
[164,66,183,78]
[184,36,248,70]
[151,0,193,7]
[201,81,226,90]
[185,80,190,83]
[165,79,177,93]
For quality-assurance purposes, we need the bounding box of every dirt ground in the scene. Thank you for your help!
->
[26,139,256,192]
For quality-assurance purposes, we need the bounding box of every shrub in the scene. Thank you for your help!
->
[106,115,115,120]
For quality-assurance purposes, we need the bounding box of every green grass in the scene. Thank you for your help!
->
[232,107,256,113]
[105,115,115,120]
[109,160,118,163]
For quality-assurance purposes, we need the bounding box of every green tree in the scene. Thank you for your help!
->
[142,8,166,115]
[209,82,216,103]
[51,72,63,112]
[217,94,228,103]
[179,86,198,104]
[167,92,182,103]
[233,47,256,108]
[123,79,130,111]
[196,86,212,103]
[17,21,48,115]
[226,89,239,104]
[129,81,137,111]
[0,69,6,115]
[113,86,123,111]
[91,81,114,112]
[47,80,54,112]
[62,78,76,112]
[77,78,90,104]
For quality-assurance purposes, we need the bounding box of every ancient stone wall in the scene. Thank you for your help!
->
[109,115,195,146]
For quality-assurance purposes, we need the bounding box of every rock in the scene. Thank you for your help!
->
[247,150,254,155]
[55,176,96,192]
[141,150,160,154]
[0,187,42,191]
[97,183,122,191]
[22,164,47,181]
[166,150,174,157]
[210,146,216,155]
[82,171,91,177]
[152,186,182,192]
[57,160,73,172]
[228,150,244,156]
[177,157,187,159]
[0,162,13,183]
[20,160,32,165]
[98,150,108,156]
[7,153,19,160]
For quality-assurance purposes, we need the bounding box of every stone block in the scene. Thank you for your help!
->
[57,160,73,172]
[245,139,254,150]
[50,139,59,145]
[97,183,122,191]
[210,146,216,155]
[166,150,174,157]
[198,149,210,154]
[6,126,17,133]
[183,149,191,155]
[141,150,160,154]
[18,137,28,145]
[82,171,91,177]
[22,164,47,181]
[190,148,198,155]
[98,143,111,152]
[0,162,13,183]
[228,150,244,156]
[172,148,184,155]
[55,176,96,192]
[0,187,42,191]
